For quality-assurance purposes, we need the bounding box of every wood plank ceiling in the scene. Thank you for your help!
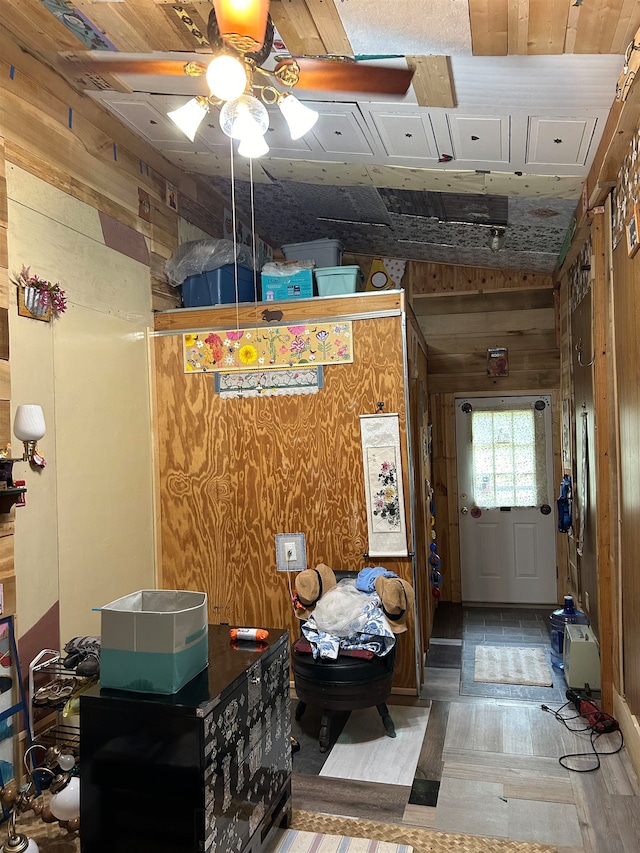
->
[0,0,638,273]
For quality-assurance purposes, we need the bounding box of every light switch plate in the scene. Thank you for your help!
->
[275,533,306,571]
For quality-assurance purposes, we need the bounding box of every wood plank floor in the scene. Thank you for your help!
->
[292,604,640,852]
[403,605,640,852]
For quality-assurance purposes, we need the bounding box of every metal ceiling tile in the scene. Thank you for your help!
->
[441,193,508,226]
[309,106,378,157]
[446,114,511,162]
[90,93,189,144]
[378,188,443,218]
[526,117,597,166]
[366,109,439,160]
[286,184,392,226]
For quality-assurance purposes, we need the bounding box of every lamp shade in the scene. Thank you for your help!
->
[278,94,319,140]
[238,132,269,158]
[167,97,208,142]
[13,405,46,442]
[212,0,269,50]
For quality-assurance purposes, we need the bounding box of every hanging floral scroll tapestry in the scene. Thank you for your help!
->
[360,413,408,558]
[183,322,353,373]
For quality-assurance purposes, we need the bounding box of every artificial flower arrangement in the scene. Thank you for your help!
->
[14,266,67,318]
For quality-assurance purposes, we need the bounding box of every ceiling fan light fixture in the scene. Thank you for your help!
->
[238,133,270,159]
[167,96,209,141]
[220,94,269,139]
[205,54,248,101]
[212,0,270,52]
[278,93,319,141]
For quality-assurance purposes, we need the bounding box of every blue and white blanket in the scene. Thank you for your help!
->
[301,593,396,659]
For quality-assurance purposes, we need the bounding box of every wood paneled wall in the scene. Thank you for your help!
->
[406,261,561,603]
[611,236,640,716]
[0,135,16,617]
[153,293,423,691]
[0,27,234,316]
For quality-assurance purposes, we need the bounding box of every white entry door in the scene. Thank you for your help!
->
[455,395,557,604]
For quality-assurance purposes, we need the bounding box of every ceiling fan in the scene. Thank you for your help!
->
[68,0,415,158]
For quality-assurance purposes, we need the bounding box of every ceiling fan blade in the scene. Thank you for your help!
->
[61,57,204,77]
[292,58,414,95]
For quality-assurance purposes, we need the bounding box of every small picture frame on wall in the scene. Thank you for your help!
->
[626,205,640,257]
[487,347,509,377]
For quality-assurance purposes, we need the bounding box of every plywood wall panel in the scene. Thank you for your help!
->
[612,236,640,716]
[0,226,6,271]
[0,402,9,449]
[154,312,418,689]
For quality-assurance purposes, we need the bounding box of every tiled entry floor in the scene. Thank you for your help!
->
[460,607,567,703]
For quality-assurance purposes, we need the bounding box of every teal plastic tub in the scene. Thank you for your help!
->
[315,265,363,296]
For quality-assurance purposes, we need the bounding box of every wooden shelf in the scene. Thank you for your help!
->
[0,488,26,511]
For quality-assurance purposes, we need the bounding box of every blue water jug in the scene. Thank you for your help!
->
[549,595,589,670]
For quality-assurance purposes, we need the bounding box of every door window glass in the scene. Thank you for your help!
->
[471,407,547,508]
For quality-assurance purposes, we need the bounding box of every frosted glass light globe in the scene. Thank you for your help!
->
[220,95,269,139]
[205,55,248,101]
[49,776,80,821]
[58,753,76,772]
[2,834,39,853]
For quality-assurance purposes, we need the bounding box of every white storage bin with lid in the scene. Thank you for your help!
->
[315,265,363,296]
[281,238,343,268]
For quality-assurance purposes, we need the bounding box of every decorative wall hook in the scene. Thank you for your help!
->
[376,402,385,413]
[576,338,595,367]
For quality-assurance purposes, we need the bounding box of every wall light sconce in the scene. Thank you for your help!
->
[489,227,506,253]
[13,406,46,464]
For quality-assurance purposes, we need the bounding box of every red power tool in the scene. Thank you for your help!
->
[566,689,620,734]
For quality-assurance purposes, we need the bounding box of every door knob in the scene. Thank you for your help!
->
[460,506,469,514]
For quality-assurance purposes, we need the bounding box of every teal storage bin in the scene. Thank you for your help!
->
[182,264,257,307]
[261,268,313,301]
[315,265,363,296]
[100,589,208,694]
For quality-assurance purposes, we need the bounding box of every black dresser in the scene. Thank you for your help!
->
[80,626,291,853]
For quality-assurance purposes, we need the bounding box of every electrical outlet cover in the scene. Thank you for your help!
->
[275,533,306,571]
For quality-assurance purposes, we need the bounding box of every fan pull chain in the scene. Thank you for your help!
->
[229,135,240,332]
[249,157,259,322]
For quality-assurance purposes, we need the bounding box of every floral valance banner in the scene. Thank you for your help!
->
[360,413,408,558]
[214,366,323,398]
[183,322,353,373]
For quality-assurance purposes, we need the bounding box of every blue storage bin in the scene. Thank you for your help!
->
[261,268,314,301]
[182,264,257,307]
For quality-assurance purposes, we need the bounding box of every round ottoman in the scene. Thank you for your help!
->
[291,638,397,751]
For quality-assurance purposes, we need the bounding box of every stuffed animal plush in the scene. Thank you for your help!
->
[294,563,336,620]
[374,575,415,633]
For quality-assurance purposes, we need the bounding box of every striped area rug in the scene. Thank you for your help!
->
[271,828,412,852]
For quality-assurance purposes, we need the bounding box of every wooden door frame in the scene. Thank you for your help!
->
[431,388,564,606]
